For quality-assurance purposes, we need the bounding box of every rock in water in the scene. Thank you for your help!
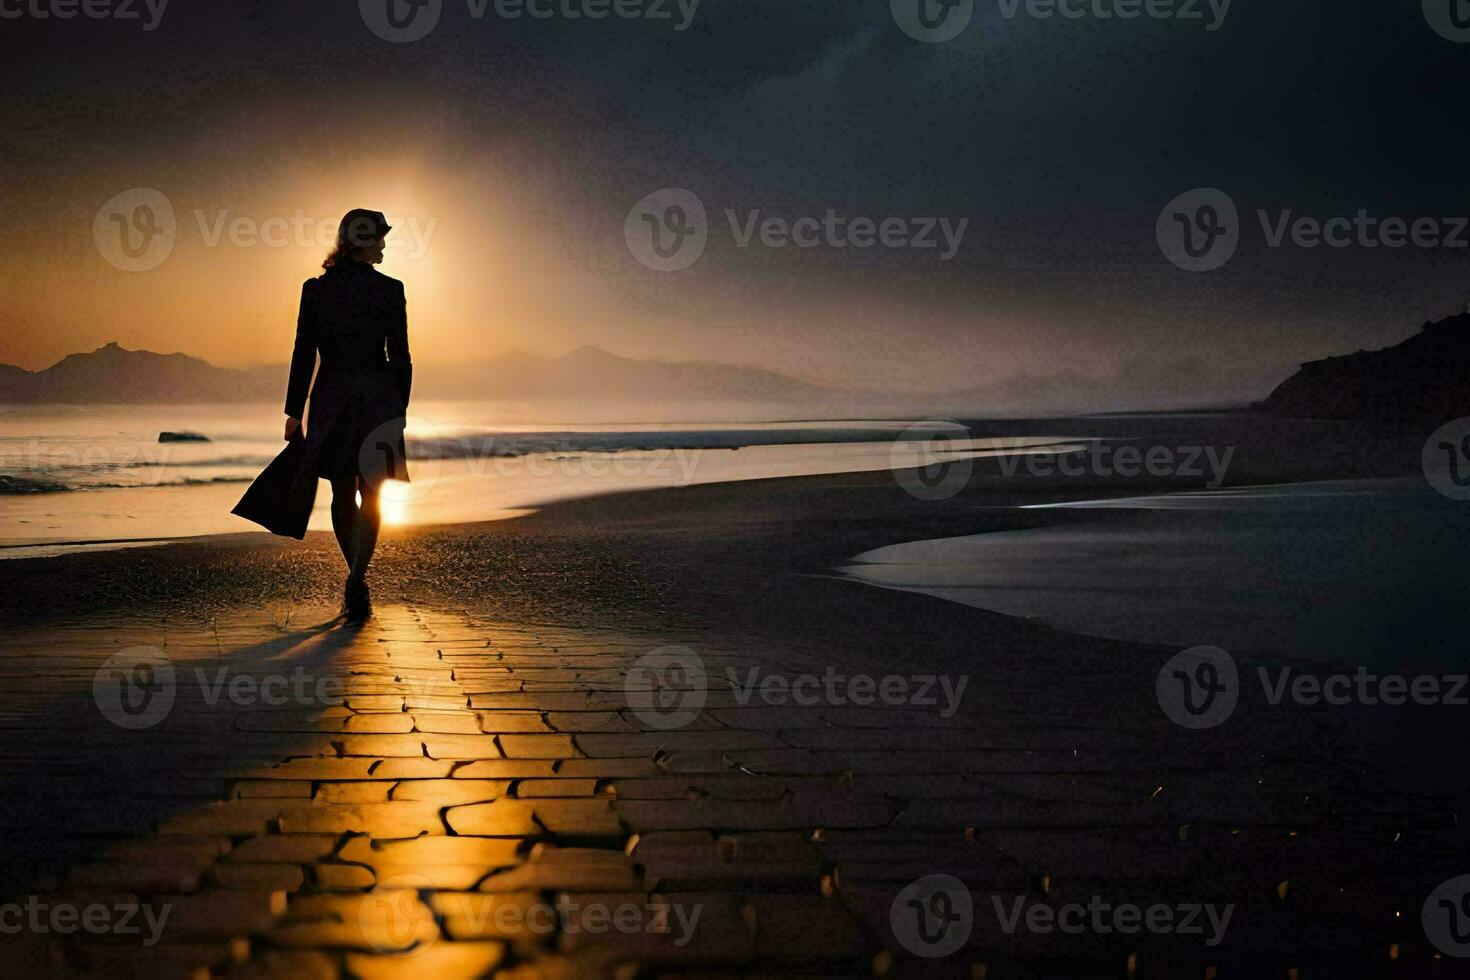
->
[159,431,210,443]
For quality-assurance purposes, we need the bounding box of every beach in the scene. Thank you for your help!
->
[1,413,1465,977]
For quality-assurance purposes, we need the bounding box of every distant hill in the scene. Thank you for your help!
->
[431,345,831,403]
[1,343,280,404]
[1253,313,1470,421]
[924,353,1269,416]
[0,342,833,407]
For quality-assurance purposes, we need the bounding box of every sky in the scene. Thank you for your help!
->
[3,0,1470,406]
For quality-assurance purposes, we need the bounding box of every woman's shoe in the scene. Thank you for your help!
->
[344,579,372,620]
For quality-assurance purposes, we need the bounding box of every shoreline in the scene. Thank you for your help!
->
[0,412,1433,631]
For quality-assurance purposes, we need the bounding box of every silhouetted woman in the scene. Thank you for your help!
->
[283,209,412,619]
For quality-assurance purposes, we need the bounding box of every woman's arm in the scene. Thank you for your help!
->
[387,279,413,409]
[283,279,318,428]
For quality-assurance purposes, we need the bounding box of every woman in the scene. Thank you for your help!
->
[282,208,412,619]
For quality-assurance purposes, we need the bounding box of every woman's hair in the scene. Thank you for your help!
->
[321,237,352,271]
[322,209,390,271]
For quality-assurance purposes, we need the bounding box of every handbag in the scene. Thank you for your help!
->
[230,435,318,539]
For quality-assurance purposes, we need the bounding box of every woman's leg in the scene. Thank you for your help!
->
[329,474,358,568]
[347,476,381,588]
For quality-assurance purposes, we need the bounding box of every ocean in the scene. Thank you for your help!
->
[0,403,1074,558]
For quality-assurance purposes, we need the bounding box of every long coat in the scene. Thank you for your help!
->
[285,260,414,487]
[232,261,412,537]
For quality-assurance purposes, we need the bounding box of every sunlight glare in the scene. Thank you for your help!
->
[380,480,411,526]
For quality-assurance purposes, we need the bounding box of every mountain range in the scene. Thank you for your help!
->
[430,345,833,404]
[13,325,1455,418]
[2,341,1269,415]
[0,342,834,408]
[2,343,283,404]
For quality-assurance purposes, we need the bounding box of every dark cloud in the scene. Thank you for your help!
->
[4,0,1469,403]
